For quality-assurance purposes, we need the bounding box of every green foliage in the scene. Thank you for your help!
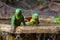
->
[51,17,60,23]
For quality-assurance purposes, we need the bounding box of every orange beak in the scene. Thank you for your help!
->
[36,16,38,19]
[18,13,20,16]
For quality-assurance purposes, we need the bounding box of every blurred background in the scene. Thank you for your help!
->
[0,0,60,24]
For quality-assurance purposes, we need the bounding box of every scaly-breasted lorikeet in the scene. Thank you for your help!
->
[29,13,39,25]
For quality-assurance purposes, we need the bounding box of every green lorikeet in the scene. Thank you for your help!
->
[11,8,25,26]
